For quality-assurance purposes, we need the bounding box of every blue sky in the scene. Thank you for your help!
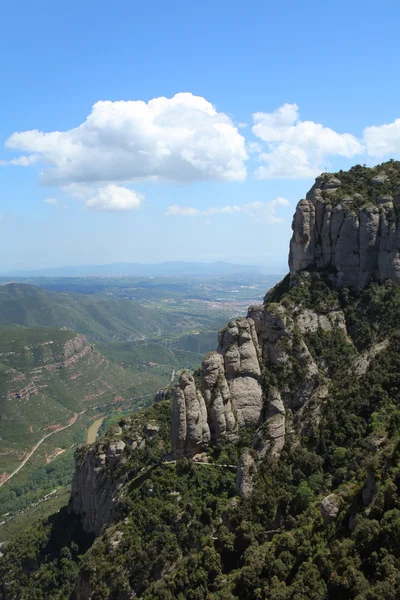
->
[1,0,400,271]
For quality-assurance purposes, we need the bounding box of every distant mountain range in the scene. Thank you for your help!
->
[0,261,283,278]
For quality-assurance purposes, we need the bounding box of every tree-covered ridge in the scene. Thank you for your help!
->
[0,282,212,342]
[5,276,400,598]
[316,159,400,209]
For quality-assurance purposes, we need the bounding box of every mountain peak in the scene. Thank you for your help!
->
[289,160,400,288]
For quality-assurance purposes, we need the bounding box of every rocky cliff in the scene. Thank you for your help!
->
[170,161,400,459]
[289,162,400,288]
[6,162,400,600]
[68,404,172,536]
[170,295,346,460]
[69,162,400,538]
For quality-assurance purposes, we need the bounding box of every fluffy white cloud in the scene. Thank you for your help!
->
[5,93,247,185]
[167,197,289,224]
[84,185,143,211]
[252,103,363,179]
[364,119,400,157]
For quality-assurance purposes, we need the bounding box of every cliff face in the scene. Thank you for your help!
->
[170,301,338,457]
[170,162,400,457]
[68,405,172,536]
[171,316,263,455]
[289,164,400,288]
[69,438,126,536]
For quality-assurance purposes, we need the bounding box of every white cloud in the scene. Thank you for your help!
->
[9,155,39,166]
[84,184,143,211]
[167,197,289,224]
[364,118,400,157]
[5,93,247,185]
[252,103,363,179]
[0,154,39,166]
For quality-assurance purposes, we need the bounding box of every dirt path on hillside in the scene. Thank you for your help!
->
[0,389,165,488]
[0,413,78,489]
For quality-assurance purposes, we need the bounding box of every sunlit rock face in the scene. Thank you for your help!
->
[289,173,400,288]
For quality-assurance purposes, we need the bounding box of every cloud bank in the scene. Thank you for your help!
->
[167,197,289,224]
[4,94,400,215]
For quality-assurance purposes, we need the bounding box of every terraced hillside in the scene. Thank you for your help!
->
[0,323,212,521]
[0,327,144,479]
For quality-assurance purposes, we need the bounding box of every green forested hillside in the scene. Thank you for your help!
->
[0,282,221,531]
[0,326,138,472]
[5,276,400,599]
[0,324,175,522]
[98,339,206,370]
[0,283,218,342]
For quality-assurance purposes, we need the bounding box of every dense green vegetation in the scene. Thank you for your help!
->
[5,274,400,598]
[318,159,400,208]
[0,449,76,516]
[0,322,172,525]
[98,339,206,371]
[0,279,227,530]
[0,283,212,342]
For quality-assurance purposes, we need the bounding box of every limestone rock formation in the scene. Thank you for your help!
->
[69,440,127,536]
[201,352,237,442]
[171,301,325,456]
[321,494,341,523]
[236,449,257,499]
[263,387,286,457]
[171,316,267,455]
[289,168,400,288]
[171,371,210,456]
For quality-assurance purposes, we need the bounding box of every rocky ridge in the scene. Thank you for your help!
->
[289,161,400,288]
[170,301,328,459]
[7,162,400,600]
[69,165,400,536]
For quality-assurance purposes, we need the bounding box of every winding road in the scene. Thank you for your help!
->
[0,413,78,489]
[0,375,176,488]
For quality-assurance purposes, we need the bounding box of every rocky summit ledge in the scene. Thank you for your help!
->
[289,161,400,288]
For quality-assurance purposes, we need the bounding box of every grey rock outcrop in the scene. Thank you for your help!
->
[321,494,341,523]
[296,308,346,334]
[218,317,263,428]
[289,173,400,288]
[171,297,329,456]
[171,371,210,456]
[362,469,378,507]
[69,441,127,536]
[265,387,286,455]
[350,339,389,377]
[236,449,257,499]
[201,352,237,442]
[171,316,267,455]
